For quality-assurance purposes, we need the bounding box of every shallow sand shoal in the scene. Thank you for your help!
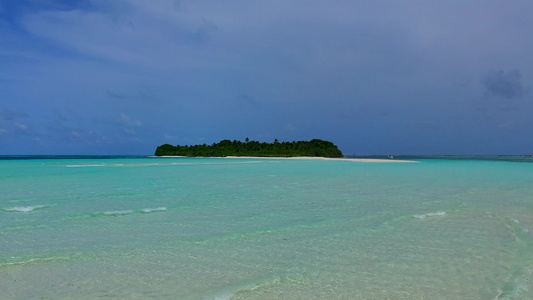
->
[225,156,419,163]
[157,156,418,163]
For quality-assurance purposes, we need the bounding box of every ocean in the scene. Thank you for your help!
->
[1,156,532,299]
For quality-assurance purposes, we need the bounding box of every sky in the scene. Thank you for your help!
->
[1,0,532,155]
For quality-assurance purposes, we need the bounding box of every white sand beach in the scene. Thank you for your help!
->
[157,156,418,163]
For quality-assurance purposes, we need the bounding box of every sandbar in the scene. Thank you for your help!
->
[156,156,418,163]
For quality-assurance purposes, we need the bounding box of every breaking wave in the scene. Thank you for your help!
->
[412,211,446,219]
[2,205,47,213]
[103,207,168,215]
[102,210,134,216]
[65,164,107,168]
[141,207,167,213]
[69,207,169,219]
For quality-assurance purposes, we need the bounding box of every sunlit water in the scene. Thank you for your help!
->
[1,157,532,299]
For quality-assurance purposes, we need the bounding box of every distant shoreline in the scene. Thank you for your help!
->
[155,156,419,163]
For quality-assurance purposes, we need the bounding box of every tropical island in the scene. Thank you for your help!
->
[155,139,343,158]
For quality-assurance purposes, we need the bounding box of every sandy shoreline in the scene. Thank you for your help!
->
[156,156,419,163]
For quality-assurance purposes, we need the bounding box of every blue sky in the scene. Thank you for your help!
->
[1,0,532,155]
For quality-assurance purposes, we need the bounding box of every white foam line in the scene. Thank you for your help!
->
[66,164,106,168]
[102,210,134,216]
[141,207,167,213]
[413,211,446,219]
[100,207,168,216]
[0,256,70,267]
[2,205,47,213]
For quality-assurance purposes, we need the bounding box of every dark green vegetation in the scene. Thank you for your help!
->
[155,139,343,158]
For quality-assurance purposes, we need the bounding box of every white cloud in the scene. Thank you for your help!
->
[119,112,142,127]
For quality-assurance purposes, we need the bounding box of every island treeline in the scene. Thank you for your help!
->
[155,139,343,158]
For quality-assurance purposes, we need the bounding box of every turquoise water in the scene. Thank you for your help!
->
[1,157,532,299]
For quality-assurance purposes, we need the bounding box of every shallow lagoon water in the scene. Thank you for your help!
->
[1,157,532,299]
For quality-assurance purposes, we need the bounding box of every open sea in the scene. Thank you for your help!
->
[1,156,532,299]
